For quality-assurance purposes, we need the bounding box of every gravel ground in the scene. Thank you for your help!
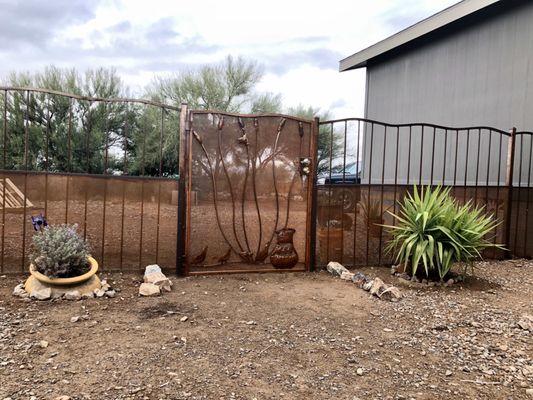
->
[0,260,531,400]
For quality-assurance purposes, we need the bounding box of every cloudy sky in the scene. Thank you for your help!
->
[1,0,458,118]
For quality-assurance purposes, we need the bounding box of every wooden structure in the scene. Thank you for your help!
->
[0,178,34,212]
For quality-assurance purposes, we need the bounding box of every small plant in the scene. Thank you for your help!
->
[30,224,91,278]
[384,186,501,280]
[359,196,383,222]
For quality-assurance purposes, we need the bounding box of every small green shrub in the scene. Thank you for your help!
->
[384,186,501,280]
[30,224,91,278]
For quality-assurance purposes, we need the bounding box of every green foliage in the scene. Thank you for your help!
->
[359,195,384,221]
[385,186,501,280]
[287,104,342,173]
[1,58,338,177]
[151,55,263,112]
[30,224,91,278]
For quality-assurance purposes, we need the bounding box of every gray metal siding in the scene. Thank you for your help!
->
[362,1,533,185]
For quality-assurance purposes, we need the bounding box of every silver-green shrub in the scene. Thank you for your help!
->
[30,224,91,278]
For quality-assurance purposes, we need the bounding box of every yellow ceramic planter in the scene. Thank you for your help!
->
[29,256,99,286]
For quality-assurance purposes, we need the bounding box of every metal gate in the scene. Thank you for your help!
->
[178,107,317,274]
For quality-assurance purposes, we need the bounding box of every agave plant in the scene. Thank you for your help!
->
[384,186,502,280]
[359,195,383,222]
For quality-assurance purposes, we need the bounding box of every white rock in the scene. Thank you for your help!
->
[139,282,160,297]
[64,290,81,301]
[326,261,349,277]
[30,287,51,301]
[180,316,188,322]
[340,271,355,281]
[144,264,172,292]
[356,368,364,376]
[39,340,49,348]
[105,290,116,298]
[95,288,106,298]
[13,283,28,298]
[145,264,162,274]
[70,316,80,323]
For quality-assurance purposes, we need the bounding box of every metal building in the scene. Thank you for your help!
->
[339,0,533,185]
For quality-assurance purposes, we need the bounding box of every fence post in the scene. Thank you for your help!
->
[308,117,320,272]
[176,103,188,275]
[504,127,516,258]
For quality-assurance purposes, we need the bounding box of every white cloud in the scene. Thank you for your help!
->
[2,0,459,117]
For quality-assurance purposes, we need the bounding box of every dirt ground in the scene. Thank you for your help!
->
[0,261,532,400]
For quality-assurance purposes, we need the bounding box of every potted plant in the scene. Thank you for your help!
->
[24,223,100,298]
[359,195,384,238]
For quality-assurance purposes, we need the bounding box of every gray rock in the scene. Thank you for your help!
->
[378,285,402,302]
[326,261,349,277]
[352,272,369,288]
[139,282,160,297]
[30,287,51,300]
[64,290,81,301]
[362,280,373,291]
[518,315,533,331]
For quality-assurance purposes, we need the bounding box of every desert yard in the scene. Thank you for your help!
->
[0,260,531,400]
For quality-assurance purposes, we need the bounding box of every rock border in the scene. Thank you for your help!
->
[13,278,117,301]
[327,262,402,302]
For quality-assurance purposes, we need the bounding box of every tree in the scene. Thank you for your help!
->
[1,58,340,177]
[151,55,265,112]
[2,67,128,174]
[286,104,343,173]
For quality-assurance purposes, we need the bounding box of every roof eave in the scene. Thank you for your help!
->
[339,0,500,72]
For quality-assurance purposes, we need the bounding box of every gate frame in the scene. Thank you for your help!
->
[176,108,319,275]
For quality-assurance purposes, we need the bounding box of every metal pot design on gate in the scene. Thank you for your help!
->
[270,228,299,269]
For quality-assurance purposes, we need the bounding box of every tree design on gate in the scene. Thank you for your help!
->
[189,113,311,269]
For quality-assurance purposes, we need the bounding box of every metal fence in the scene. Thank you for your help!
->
[0,87,180,274]
[0,87,531,274]
[315,118,533,268]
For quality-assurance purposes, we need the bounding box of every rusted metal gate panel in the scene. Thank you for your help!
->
[181,110,317,274]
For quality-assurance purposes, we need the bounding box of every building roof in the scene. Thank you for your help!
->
[339,0,500,71]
